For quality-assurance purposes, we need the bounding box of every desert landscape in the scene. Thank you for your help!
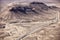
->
[0,0,60,40]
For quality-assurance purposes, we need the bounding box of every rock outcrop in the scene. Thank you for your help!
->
[0,2,60,40]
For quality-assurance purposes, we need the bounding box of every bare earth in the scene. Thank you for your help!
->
[0,2,60,40]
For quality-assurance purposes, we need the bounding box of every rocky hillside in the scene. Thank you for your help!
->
[0,2,60,40]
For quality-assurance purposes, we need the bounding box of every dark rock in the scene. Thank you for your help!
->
[49,6,58,9]
[9,2,49,14]
[30,2,49,10]
[0,24,5,29]
[10,5,37,14]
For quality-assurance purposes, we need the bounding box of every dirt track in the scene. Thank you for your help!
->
[0,1,60,40]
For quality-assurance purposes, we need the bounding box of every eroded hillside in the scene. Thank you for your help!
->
[0,2,60,40]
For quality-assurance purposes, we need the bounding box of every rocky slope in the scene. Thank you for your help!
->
[0,2,60,40]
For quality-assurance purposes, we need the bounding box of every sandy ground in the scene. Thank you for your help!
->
[0,1,60,40]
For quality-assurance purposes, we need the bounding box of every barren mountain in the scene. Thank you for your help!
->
[0,2,60,40]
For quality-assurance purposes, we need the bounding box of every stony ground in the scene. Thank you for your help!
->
[0,2,60,40]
